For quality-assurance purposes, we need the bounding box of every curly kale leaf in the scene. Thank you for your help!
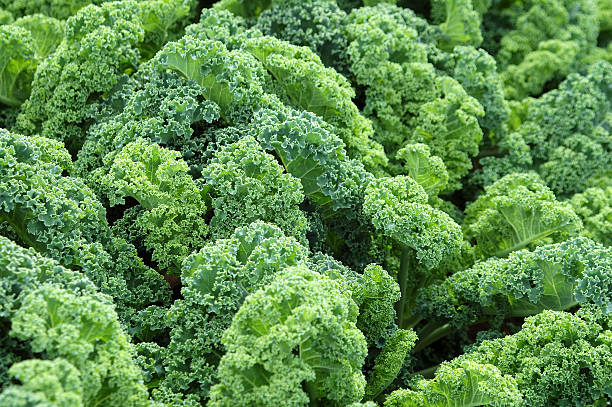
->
[385,360,523,407]
[364,176,462,270]
[457,309,612,406]
[102,138,209,273]
[0,237,150,407]
[209,265,368,407]
[204,135,308,242]
[570,183,612,246]
[419,237,612,328]
[0,129,171,334]
[464,173,582,258]
[162,222,309,401]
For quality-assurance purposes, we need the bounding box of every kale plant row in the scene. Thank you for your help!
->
[0,0,611,405]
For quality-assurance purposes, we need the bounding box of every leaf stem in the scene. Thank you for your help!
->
[396,247,414,329]
[414,323,453,353]
[413,364,440,379]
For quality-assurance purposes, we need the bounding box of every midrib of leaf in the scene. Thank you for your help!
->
[495,208,569,257]
[541,264,577,311]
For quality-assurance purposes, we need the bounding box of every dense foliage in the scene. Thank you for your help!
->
[1,0,611,406]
